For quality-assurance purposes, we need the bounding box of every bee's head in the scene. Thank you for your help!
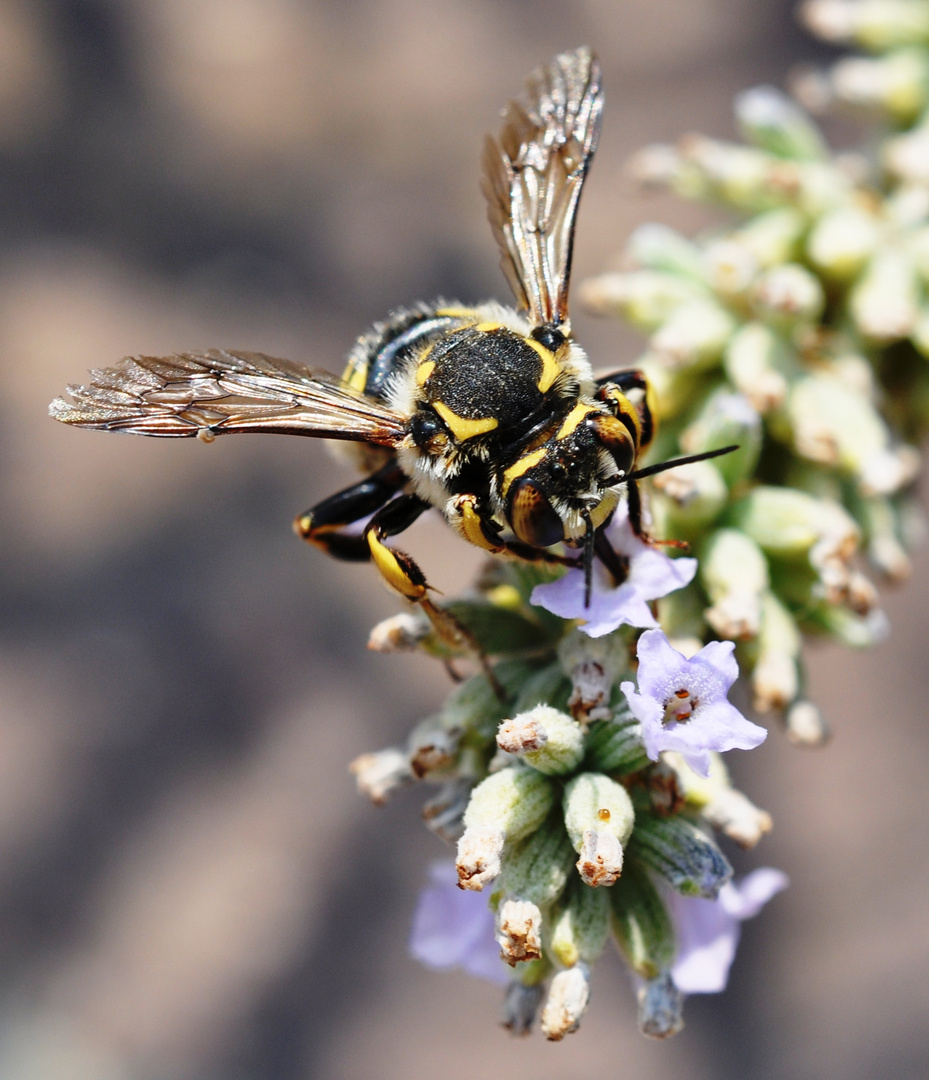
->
[501,404,637,548]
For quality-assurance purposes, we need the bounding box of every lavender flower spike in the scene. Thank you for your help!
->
[621,629,767,777]
[530,503,697,637]
[670,868,789,993]
[410,862,507,984]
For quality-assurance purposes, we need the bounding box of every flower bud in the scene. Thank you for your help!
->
[502,980,545,1036]
[637,970,685,1039]
[444,598,552,655]
[610,858,676,977]
[752,263,826,327]
[700,528,770,640]
[550,878,611,969]
[629,814,733,898]
[807,205,881,280]
[422,778,475,843]
[831,49,929,122]
[785,699,831,746]
[849,248,920,341]
[441,671,509,743]
[665,751,774,849]
[680,390,763,488]
[498,813,575,909]
[367,611,430,652]
[860,496,912,580]
[735,85,827,161]
[752,591,802,713]
[512,661,572,714]
[702,239,759,296]
[734,207,807,268]
[578,270,702,329]
[540,963,591,1040]
[884,122,929,184]
[727,486,859,563]
[496,899,543,965]
[558,629,629,722]
[407,715,461,778]
[584,714,650,775]
[563,772,636,887]
[625,223,704,278]
[457,767,555,890]
[349,747,414,805]
[723,322,793,413]
[800,0,929,50]
[497,706,584,774]
[651,459,729,535]
[650,299,737,370]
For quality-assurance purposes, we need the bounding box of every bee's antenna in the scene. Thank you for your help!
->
[623,444,739,485]
[582,509,595,609]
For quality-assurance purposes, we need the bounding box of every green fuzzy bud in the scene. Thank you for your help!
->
[638,357,711,421]
[700,528,769,640]
[831,48,929,121]
[726,486,859,563]
[724,321,795,413]
[680,389,763,487]
[558,630,630,722]
[735,85,827,161]
[651,459,729,537]
[800,0,929,51]
[808,603,890,647]
[637,971,685,1039]
[457,767,555,890]
[443,598,554,655]
[441,668,516,743]
[550,878,611,968]
[650,298,737,370]
[498,812,576,906]
[849,247,920,342]
[858,495,912,580]
[610,858,676,978]
[751,591,802,713]
[807,205,881,280]
[883,122,929,185]
[584,715,650,775]
[752,263,825,327]
[578,270,703,329]
[626,223,705,279]
[629,814,733,898]
[563,772,636,887]
[733,207,807,268]
[497,706,585,775]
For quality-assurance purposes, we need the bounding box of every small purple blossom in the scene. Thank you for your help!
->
[529,503,697,637]
[409,861,507,984]
[670,868,789,993]
[620,629,767,776]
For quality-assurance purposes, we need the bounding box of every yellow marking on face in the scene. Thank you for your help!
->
[367,532,427,600]
[523,336,560,393]
[556,402,594,440]
[501,447,547,495]
[588,489,619,530]
[432,400,498,440]
[416,359,435,386]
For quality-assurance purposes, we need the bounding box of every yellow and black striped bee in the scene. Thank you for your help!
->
[50,48,729,643]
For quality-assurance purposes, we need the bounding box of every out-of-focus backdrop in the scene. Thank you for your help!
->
[2,1,928,1077]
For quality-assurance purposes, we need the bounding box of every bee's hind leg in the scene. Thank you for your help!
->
[294,461,406,560]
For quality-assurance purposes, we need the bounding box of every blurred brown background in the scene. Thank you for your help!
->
[1,1,928,1077]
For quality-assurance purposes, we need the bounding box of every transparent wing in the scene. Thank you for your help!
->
[481,47,603,330]
[49,349,408,444]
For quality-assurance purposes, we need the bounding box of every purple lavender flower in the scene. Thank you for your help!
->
[529,503,697,637]
[409,861,507,984]
[669,868,789,993]
[620,629,767,776]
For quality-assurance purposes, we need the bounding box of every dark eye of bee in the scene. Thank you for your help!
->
[530,324,566,353]
[508,476,564,548]
[409,409,447,451]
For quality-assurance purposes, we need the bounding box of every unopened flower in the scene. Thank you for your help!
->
[621,630,767,776]
[669,868,789,993]
[410,862,507,984]
[530,503,697,637]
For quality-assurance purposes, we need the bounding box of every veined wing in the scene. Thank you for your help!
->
[481,47,602,330]
[49,349,409,444]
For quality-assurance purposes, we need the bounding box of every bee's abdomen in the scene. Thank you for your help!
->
[342,302,470,400]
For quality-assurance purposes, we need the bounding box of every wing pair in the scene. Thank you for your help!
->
[50,48,603,441]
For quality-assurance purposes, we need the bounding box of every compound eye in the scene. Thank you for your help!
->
[590,414,635,477]
[508,477,564,548]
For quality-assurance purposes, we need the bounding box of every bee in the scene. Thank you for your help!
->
[50,48,731,648]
